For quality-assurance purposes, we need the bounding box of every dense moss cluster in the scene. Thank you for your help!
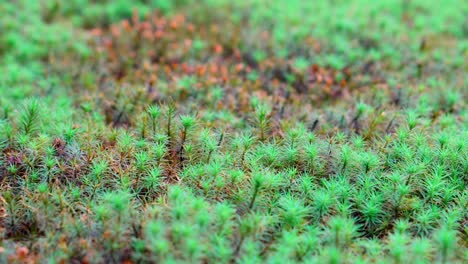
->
[0,0,466,263]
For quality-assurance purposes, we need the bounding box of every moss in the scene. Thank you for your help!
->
[0,0,466,263]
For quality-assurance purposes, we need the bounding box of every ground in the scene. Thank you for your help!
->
[0,1,467,263]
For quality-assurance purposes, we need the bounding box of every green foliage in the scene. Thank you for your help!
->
[0,0,466,263]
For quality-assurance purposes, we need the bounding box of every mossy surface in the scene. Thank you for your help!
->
[0,1,466,263]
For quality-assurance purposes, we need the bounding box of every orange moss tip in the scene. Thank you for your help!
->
[214,44,223,54]
[16,246,29,259]
[90,28,103,37]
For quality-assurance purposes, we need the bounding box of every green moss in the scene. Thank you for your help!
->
[0,0,466,263]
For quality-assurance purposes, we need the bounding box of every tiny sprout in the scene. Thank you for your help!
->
[210,86,224,104]
[117,132,134,154]
[71,187,81,200]
[215,202,235,226]
[406,110,418,130]
[8,164,18,175]
[94,204,111,221]
[135,151,150,187]
[80,102,93,113]
[387,233,409,264]
[147,105,161,135]
[411,238,431,263]
[396,127,410,142]
[146,220,164,238]
[17,134,30,147]
[359,151,380,173]
[144,167,162,190]
[38,182,48,193]
[356,102,370,117]
[20,98,41,136]
[278,195,309,229]
[436,132,449,148]
[180,115,196,130]
[135,138,147,149]
[103,191,131,214]
[434,227,457,264]
[312,189,334,218]
[326,216,359,248]
[322,246,342,264]
[201,129,218,163]
[179,115,196,157]
[152,142,167,162]
[147,105,162,119]
[30,170,40,182]
[154,133,169,145]
[44,156,56,169]
[168,185,185,204]
[293,57,309,71]
[165,103,176,143]
[443,91,460,111]
[63,125,77,142]
[248,170,271,210]
[339,145,352,172]
[352,135,366,149]
[91,160,108,177]
[254,103,271,141]
[239,133,255,165]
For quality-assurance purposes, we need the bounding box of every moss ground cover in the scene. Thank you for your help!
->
[0,0,467,263]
